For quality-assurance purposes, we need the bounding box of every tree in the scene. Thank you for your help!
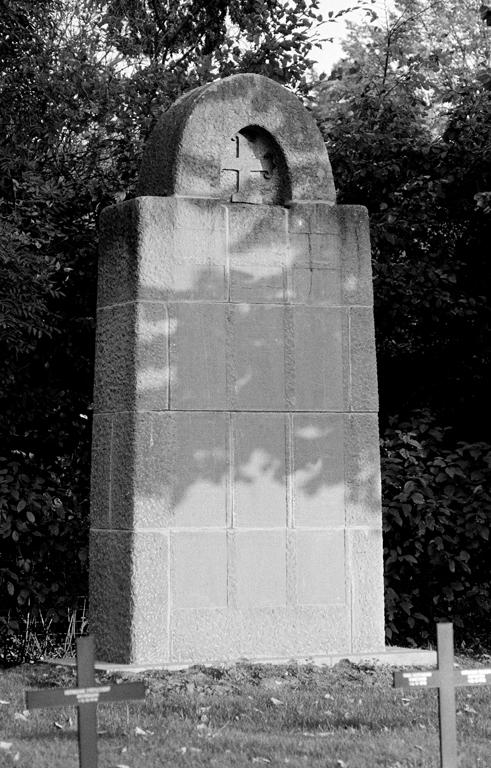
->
[314,0,491,437]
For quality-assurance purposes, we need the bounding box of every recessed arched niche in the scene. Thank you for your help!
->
[220,126,290,205]
[136,73,336,203]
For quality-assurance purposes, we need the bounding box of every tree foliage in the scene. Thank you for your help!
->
[382,411,491,647]
[315,0,491,436]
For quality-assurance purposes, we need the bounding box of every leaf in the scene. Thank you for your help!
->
[270,697,283,706]
[480,4,491,25]
[479,526,489,541]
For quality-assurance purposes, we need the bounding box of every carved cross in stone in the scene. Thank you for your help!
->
[222,134,274,201]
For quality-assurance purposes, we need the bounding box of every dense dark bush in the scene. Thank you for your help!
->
[382,411,491,648]
[0,454,88,625]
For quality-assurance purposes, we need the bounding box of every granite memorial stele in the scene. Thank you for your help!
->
[89,73,386,665]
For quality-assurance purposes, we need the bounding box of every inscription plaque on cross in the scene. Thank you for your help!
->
[221,131,276,203]
[394,622,491,768]
[25,635,145,768]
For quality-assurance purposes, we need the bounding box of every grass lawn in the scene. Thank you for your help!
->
[1,657,491,767]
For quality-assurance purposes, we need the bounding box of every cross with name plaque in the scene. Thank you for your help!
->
[394,622,491,768]
[25,635,145,768]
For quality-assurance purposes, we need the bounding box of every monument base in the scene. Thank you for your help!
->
[47,646,437,673]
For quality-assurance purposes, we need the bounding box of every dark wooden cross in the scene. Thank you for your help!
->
[222,134,273,198]
[25,635,145,768]
[394,622,491,768]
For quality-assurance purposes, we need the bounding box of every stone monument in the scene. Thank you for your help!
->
[89,73,385,664]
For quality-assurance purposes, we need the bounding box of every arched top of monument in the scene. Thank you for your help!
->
[136,73,336,204]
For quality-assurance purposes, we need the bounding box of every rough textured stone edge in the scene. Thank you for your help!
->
[44,647,437,672]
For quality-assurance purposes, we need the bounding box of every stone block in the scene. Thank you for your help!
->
[288,233,340,269]
[170,226,228,265]
[170,609,239,664]
[293,307,348,411]
[151,412,228,528]
[140,228,226,300]
[233,413,287,528]
[288,203,340,235]
[228,304,286,410]
[295,530,346,605]
[292,414,345,527]
[132,530,170,663]
[93,304,136,413]
[292,267,341,305]
[169,605,350,663]
[236,606,350,658]
[110,411,138,529]
[344,413,382,527]
[93,302,169,414]
[171,531,228,609]
[111,411,228,529]
[337,205,374,306]
[286,529,297,602]
[90,414,112,529]
[349,307,379,412]
[233,531,287,608]
[90,529,169,664]
[97,202,139,308]
[347,528,385,653]
[168,197,227,232]
[169,303,227,409]
[227,204,288,266]
[230,266,285,303]
[135,302,169,411]
[161,264,226,302]
[130,196,226,236]
[90,529,133,663]
[98,198,227,307]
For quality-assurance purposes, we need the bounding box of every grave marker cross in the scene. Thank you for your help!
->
[26,635,145,768]
[394,622,491,768]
